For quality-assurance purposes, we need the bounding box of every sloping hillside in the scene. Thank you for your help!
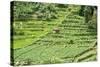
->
[12,5,97,65]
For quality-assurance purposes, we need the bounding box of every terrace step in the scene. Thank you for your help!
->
[74,47,96,62]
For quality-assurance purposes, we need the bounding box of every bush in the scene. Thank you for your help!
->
[69,40,74,44]
[88,19,97,30]
[62,19,67,24]
[79,5,85,16]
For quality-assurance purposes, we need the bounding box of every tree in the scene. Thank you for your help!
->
[13,1,35,20]
[84,6,95,23]
[35,3,57,21]
[79,5,85,16]
[12,1,57,21]
[84,6,97,31]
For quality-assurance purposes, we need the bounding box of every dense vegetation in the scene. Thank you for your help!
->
[11,1,97,66]
[79,5,97,30]
[13,2,64,21]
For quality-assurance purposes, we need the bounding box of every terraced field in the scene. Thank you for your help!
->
[12,5,97,65]
[13,7,69,49]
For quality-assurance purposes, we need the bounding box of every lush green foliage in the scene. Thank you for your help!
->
[11,2,97,66]
[13,1,34,20]
[13,1,68,21]
[79,6,97,30]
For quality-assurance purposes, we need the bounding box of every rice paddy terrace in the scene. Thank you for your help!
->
[12,6,97,65]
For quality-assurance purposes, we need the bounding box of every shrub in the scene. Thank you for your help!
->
[69,40,74,44]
